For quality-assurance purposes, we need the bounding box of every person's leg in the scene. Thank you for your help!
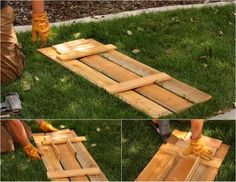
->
[0,5,25,84]
[0,123,15,152]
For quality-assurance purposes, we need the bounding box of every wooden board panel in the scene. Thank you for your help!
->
[38,38,211,117]
[81,55,193,113]
[105,73,171,94]
[33,130,108,181]
[136,130,229,181]
[38,47,171,118]
[57,44,117,61]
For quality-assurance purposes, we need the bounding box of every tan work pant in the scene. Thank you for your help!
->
[0,121,32,153]
[0,5,25,84]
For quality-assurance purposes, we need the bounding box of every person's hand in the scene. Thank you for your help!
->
[183,137,214,161]
[39,120,58,132]
[32,12,50,47]
[23,143,40,160]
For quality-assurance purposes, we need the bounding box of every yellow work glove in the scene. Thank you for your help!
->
[183,137,214,161]
[32,12,50,47]
[39,120,58,132]
[23,143,40,160]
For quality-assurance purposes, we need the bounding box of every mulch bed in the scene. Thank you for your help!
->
[8,0,230,25]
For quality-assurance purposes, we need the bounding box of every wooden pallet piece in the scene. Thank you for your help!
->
[33,130,108,181]
[136,130,229,181]
[38,38,211,118]
[105,72,171,94]
[57,44,117,61]
[38,47,171,118]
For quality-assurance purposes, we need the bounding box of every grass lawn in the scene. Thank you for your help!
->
[0,120,121,181]
[122,120,235,181]
[1,4,235,119]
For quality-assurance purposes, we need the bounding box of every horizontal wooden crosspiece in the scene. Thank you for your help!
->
[47,168,101,179]
[105,72,172,94]
[42,136,87,145]
[57,44,117,61]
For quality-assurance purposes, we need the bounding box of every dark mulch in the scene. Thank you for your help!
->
[8,0,231,26]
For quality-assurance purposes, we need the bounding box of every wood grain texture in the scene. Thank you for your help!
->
[47,168,100,179]
[38,47,171,118]
[136,130,229,181]
[105,73,171,94]
[57,44,117,61]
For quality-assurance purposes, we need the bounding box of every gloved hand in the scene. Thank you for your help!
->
[183,137,214,161]
[32,12,50,47]
[23,143,40,160]
[39,120,58,132]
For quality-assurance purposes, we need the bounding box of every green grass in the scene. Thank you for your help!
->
[0,120,121,181]
[122,120,235,181]
[1,5,235,119]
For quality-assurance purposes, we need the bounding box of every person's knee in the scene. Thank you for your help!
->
[0,125,15,153]
[1,5,15,22]
[1,43,25,84]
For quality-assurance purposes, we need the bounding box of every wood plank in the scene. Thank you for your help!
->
[70,130,108,181]
[57,44,117,61]
[136,150,174,181]
[105,73,171,94]
[190,164,209,181]
[171,129,188,140]
[81,55,193,113]
[214,144,230,160]
[164,156,199,181]
[66,139,77,155]
[33,135,69,181]
[53,39,92,54]
[150,154,176,180]
[166,134,179,145]
[42,136,87,145]
[51,143,61,160]
[185,157,201,181]
[47,168,101,179]
[38,47,171,118]
[100,50,211,103]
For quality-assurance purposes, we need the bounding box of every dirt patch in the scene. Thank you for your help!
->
[8,0,231,26]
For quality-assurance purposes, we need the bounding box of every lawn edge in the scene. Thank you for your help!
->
[15,1,234,33]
